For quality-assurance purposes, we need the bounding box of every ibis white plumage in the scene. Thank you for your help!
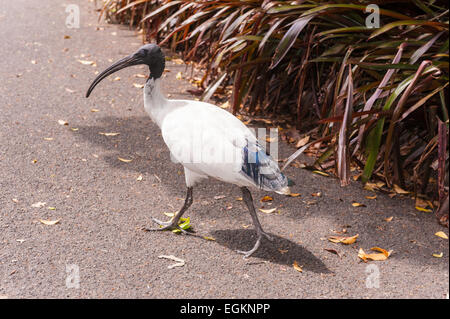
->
[86,44,290,257]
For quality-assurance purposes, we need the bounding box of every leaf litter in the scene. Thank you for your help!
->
[358,247,392,262]
[158,255,185,269]
[328,234,359,244]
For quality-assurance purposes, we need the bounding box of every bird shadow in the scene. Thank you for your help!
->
[72,115,185,190]
[210,229,331,273]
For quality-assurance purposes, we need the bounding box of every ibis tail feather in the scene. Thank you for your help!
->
[241,140,290,194]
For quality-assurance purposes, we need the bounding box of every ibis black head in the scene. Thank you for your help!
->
[86,43,165,98]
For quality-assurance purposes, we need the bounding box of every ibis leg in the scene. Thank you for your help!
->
[146,187,193,234]
[237,187,273,258]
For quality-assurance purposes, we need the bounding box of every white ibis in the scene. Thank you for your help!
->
[86,44,290,257]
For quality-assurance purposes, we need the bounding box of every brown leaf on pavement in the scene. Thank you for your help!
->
[39,219,60,225]
[293,261,303,273]
[328,234,359,244]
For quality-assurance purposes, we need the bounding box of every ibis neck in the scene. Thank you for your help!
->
[143,78,171,128]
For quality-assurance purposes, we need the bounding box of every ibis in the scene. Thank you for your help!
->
[86,44,290,257]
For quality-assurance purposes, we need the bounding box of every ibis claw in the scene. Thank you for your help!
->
[150,217,173,227]
[236,237,261,258]
[236,230,273,258]
[144,217,191,235]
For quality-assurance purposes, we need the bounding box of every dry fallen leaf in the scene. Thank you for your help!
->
[295,135,310,148]
[133,83,144,89]
[90,108,100,112]
[78,59,96,66]
[384,216,394,222]
[158,255,185,269]
[78,60,97,66]
[365,195,377,200]
[113,76,121,81]
[363,183,377,192]
[260,195,273,202]
[435,231,448,240]
[259,208,277,214]
[203,236,215,241]
[358,247,392,262]
[328,234,359,245]
[432,252,443,258]
[415,206,432,213]
[364,181,384,192]
[288,193,301,197]
[134,73,146,78]
[172,58,185,65]
[311,192,322,197]
[220,101,229,109]
[415,197,432,208]
[393,184,409,194]
[324,248,341,257]
[31,202,46,208]
[293,261,303,273]
[118,157,133,163]
[39,219,60,225]
[352,202,366,207]
[99,132,120,136]
[312,170,329,177]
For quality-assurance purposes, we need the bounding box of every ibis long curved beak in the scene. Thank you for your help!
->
[86,53,143,98]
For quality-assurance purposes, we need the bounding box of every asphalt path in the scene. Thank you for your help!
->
[0,0,448,298]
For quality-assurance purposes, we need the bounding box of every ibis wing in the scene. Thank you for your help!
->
[241,139,289,192]
[160,101,288,192]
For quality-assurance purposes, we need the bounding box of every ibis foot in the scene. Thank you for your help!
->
[144,217,191,235]
[144,187,194,235]
[236,231,273,258]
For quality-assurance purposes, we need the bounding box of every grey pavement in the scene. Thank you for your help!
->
[0,0,448,298]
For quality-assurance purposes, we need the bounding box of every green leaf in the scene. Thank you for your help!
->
[301,4,411,20]
[369,20,446,39]
[201,73,227,102]
[362,112,384,183]
[317,26,372,37]
[258,17,286,52]
[270,14,315,69]
[267,4,315,14]
[140,1,183,23]
[410,31,444,64]
[172,217,191,233]
[117,0,159,15]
